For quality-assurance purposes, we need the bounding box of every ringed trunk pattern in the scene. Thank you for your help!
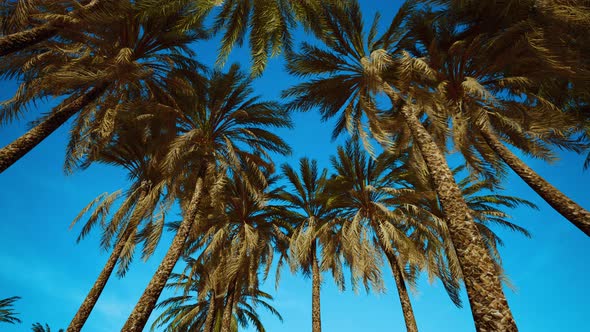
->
[121,171,206,331]
[386,252,418,332]
[311,240,322,332]
[481,127,590,236]
[0,84,107,173]
[203,294,216,332]
[382,84,517,331]
[0,0,105,56]
[67,189,147,332]
[220,285,236,332]
[66,226,134,332]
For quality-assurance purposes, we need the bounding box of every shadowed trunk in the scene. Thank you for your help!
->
[385,252,418,332]
[0,84,107,173]
[383,83,518,332]
[220,285,235,332]
[66,226,133,332]
[203,294,216,332]
[67,189,147,332]
[481,127,590,236]
[0,0,104,57]
[121,169,206,331]
[311,240,322,332]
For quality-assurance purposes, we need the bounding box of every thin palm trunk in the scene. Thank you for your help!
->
[480,127,590,236]
[121,170,206,331]
[0,84,107,173]
[311,240,322,332]
[385,251,418,332]
[0,0,103,57]
[382,83,517,331]
[67,190,147,332]
[203,293,216,332]
[220,285,235,332]
[66,226,134,332]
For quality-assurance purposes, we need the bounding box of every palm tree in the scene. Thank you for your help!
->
[283,2,519,330]
[66,108,176,332]
[31,323,64,332]
[137,0,340,76]
[153,270,282,332]
[401,9,590,236]
[121,64,291,331]
[0,0,118,57]
[277,158,348,332]
[0,296,21,324]
[328,142,450,332]
[0,0,207,173]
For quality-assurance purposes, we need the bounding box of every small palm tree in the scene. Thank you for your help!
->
[0,296,21,324]
[276,158,347,332]
[121,64,291,331]
[32,323,64,332]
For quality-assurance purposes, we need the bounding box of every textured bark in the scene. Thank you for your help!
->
[121,172,206,331]
[66,227,133,332]
[0,84,107,173]
[382,84,518,332]
[385,252,418,332]
[220,286,235,332]
[481,127,590,236]
[203,294,216,332]
[311,241,322,332]
[67,189,147,332]
[0,0,103,56]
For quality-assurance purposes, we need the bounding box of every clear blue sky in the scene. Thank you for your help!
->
[1,2,589,331]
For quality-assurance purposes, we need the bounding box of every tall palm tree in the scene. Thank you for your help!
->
[401,9,590,236]
[0,0,118,57]
[0,1,206,173]
[31,323,64,332]
[137,0,341,76]
[283,2,519,330]
[121,64,291,331]
[328,142,453,332]
[277,158,347,332]
[66,108,176,332]
[0,296,21,324]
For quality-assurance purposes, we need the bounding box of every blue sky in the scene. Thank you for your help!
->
[1,2,589,331]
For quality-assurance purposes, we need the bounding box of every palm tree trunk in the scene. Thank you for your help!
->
[66,226,134,332]
[311,240,322,332]
[385,252,418,332]
[203,294,216,332]
[382,84,517,331]
[480,127,590,236]
[220,286,235,332]
[121,170,206,331]
[0,84,107,173]
[67,189,147,332]
[0,0,103,57]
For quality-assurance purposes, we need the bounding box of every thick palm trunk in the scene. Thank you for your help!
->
[385,252,418,332]
[0,0,103,57]
[203,294,216,332]
[311,241,322,332]
[220,286,235,332]
[66,226,134,332]
[382,84,517,331]
[0,84,107,173]
[481,127,590,236]
[121,172,206,331]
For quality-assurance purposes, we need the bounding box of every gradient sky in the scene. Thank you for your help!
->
[1,2,589,331]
